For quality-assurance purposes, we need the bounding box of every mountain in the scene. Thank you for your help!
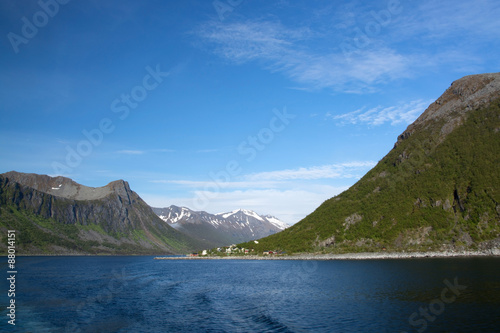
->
[241,72,500,254]
[0,171,204,255]
[216,209,289,231]
[152,206,288,248]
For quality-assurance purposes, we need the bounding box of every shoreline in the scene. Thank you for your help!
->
[155,249,500,260]
[3,249,499,259]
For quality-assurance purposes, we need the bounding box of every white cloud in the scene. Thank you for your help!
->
[196,149,219,153]
[330,99,432,126]
[198,20,303,63]
[152,161,376,188]
[142,185,349,225]
[151,149,176,153]
[151,179,282,189]
[245,162,376,181]
[116,148,175,155]
[197,1,500,93]
[116,150,144,155]
[197,19,412,92]
[411,0,500,40]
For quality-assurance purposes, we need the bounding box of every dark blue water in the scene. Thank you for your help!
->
[1,256,500,332]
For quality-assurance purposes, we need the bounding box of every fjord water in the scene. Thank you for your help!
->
[1,257,499,332]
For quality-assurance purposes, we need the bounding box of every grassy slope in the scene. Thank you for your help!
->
[241,99,500,254]
[0,176,209,255]
[0,204,200,255]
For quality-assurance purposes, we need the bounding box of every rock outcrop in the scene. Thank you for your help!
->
[396,73,500,146]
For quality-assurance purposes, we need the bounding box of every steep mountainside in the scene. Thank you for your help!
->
[0,172,204,254]
[152,206,288,248]
[241,72,500,254]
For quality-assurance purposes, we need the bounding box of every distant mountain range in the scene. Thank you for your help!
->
[0,171,205,255]
[152,206,288,248]
[242,72,500,254]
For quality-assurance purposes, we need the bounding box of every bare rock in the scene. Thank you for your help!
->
[343,213,362,231]
[395,72,500,147]
[443,198,452,211]
[317,235,336,247]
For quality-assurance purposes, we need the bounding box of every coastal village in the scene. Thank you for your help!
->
[188,243,282,257]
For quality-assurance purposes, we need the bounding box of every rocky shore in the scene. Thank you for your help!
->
[155,249,500,260]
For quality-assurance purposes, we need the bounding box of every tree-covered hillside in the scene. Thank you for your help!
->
[241,92,500,254]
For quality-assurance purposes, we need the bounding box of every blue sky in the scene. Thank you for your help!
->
[1,0,499,224]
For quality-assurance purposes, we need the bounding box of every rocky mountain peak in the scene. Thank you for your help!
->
[1,171,136,202]
[396,72,500,146]
[106,179,135,203]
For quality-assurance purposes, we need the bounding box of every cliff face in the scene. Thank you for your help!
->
[0,172,202,254]
[242,72,500,254]
[1,172,144,232]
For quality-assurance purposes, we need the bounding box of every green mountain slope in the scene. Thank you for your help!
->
[0,172,206,255]
[241,73,500,254]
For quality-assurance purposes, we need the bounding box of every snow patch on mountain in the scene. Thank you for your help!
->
[263,215,289,230]
[216,209,267,222]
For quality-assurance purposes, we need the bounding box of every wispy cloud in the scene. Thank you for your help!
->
[406,0,500,41]
[245,162,376,181]
[198,20,302,63]
[116,148,175,155]
[151,179,282,189]
[196,19,411,92]
[196,149,219,153]
[151,148,176,153]
[196,1,500,92]
[329,99,432,126]
[116,150,144,155]
[152,161,376,190]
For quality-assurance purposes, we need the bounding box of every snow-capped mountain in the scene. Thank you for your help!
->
[156,206,194,224]
[215,209,289,232]
[151,206,289,247]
